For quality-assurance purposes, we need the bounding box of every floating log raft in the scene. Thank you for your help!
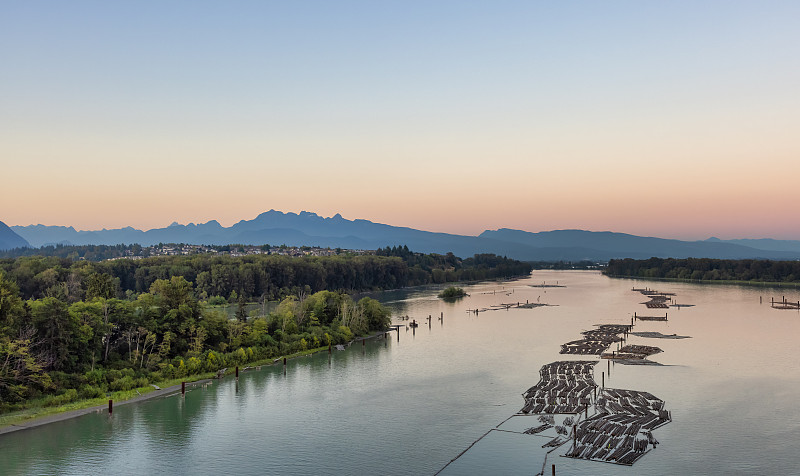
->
[630,331,690,340]
[634,312,668,321]
[565,388,671,466]
[560,324,630,355]
[602,345,662,360]
[643,295,670,309]
[519,361,597,415]
[466,301,550,313]
[522,424,551,434]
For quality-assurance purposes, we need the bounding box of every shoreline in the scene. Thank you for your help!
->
[0,330,395,436]
[0,379,210,436]
[605,274,800,289]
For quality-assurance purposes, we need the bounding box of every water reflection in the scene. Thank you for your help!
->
[2,272,800,475]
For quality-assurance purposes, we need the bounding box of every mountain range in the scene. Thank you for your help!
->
[7,210,800,261]
[0,221,30,251]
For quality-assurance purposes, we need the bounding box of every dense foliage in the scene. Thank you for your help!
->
[1,250,530,303]
[529,260,602,270]
[0,249,530,410]
[605,258,800,282]
[376,246,532,284]
[438,286,467,299]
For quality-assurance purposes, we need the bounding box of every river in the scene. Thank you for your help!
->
[2,271,799,475]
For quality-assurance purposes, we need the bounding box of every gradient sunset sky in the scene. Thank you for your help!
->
[2,1,799,240]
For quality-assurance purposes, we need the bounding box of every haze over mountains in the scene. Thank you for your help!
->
[7,211,800,261]
[0,221,30,251]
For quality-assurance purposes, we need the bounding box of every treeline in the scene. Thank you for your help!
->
[0,250,531,303]
[0,271,389,408]
[0,243,145,261]
[605,258,800,282]
[376,246,532,283]
[0,249,530,409]
[529,260,603,270]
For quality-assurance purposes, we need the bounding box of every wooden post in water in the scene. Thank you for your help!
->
[235,366,239,379]
[552,464,555,476]
[283,357,287,366]
[328,343,332,354]
[181,381,185,395]
[108,399,113,414]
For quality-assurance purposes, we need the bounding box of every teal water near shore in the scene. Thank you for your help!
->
[2,271,800,475]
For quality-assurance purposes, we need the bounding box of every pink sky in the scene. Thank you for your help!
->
[3,2,799,241]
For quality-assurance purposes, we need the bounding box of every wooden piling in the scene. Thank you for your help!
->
[283,357,287,366]
[328,343,332,354]
[108,399,113,414]
[181,381,185,395]
[235,366,239,379]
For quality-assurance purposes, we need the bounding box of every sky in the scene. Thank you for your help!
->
[2,1,799,240]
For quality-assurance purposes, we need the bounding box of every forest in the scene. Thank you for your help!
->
[0,248,531,411]
[604,257,800,282]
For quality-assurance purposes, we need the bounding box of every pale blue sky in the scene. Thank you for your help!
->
[2,1,799,239]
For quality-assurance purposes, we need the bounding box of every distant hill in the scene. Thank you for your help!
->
[0,221,29,250]
[11,211,800,261]
[706,237,800,254]
[480,229,800,260]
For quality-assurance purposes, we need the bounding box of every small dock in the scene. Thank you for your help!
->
[771,296,800,310]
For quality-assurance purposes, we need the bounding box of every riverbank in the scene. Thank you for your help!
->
[606,274,800,289]
[0,334,391,435]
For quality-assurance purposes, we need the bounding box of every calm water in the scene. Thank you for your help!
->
[2,271,800,475]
